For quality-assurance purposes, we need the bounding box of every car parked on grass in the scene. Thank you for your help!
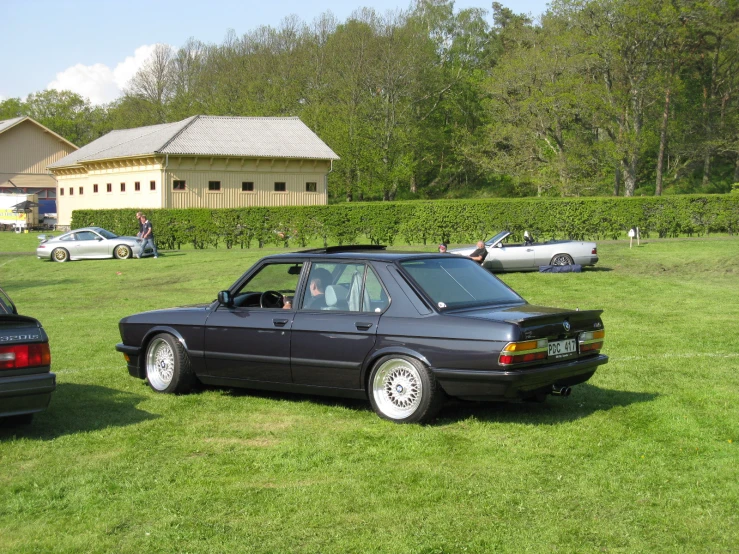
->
[0,286,54,424]
[36,226,153,262]
[451,231,599,272]
[116,246,608,423]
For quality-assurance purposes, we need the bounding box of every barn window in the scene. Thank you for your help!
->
[107,183,112,192]
[120,182,126,192]
[69,187,73,195]
[208,181,221,191]
[60,188,64,196]
[242,181,254,192]
[173,180,186,191]
[274,182,286,192]
[93,184,98,193]
[150,181,156,190]
[79,187,84,195]
[305,182,317,192]
[135,181,141,191]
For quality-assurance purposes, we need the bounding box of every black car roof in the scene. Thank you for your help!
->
[263,245,440,262]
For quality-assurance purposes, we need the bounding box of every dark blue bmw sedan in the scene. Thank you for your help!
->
[116,246,607,423]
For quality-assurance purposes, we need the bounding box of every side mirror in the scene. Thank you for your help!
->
[217,290,233,307]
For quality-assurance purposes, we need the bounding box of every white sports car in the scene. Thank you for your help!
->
[450,231,599,272]
[36,227,153,262]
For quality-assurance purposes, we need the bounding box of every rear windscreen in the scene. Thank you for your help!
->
[399,257,522,310]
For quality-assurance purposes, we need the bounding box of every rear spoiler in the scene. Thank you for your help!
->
[504,309,603,325]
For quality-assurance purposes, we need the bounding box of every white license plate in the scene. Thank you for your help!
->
[548,339,577,357]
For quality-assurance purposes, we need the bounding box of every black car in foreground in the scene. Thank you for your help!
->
[116,247,608,423]
[0,286,54,423]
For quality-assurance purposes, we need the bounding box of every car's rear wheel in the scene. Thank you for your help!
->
[550,253,574,266]
[145,334,195,394]
[368,355,444,423]
[114,244,132,259]
[52,247,69,262]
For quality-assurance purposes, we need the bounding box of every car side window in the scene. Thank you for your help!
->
[362,267,389,313]
[76,231,98,241]
[233,262,303,309]
[59,233,76,241]
[302,262,365,311]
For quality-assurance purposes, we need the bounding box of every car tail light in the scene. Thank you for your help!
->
[591,247,597,255]
[38,244,47,249]
[499,339,548,365]
[0,343,51,370]
[579,330,604,353]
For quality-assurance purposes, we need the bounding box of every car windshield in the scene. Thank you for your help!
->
[399,257,522,310]
[485,231,509,246]
[97,229,118,239]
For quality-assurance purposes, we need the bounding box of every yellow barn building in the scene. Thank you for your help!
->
[0,116,78,214]
[49,115,339,227]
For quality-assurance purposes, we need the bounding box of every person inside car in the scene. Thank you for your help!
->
[469,241,487,265]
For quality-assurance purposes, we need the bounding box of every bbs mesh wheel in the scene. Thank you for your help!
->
[145,334,195,394]
[114,245,132,259]
[368,355,444,423]
[52,248,69,262]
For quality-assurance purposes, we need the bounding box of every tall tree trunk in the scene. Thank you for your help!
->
[655,86,670,196]
[410,174,417,194]
[614,166,621,196]
[622,157,637,197]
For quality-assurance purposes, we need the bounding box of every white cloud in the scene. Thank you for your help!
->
[47,44,161,105]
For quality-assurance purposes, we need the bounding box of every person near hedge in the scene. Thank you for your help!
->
[469,240,487,265]
[135,211,143,238]
[139,214,159,259]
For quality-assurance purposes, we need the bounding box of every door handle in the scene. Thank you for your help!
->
[355,322,373,331]
[526,249,534,252]
[273,318,289,327]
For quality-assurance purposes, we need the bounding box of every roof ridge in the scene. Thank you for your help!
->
[76,119,190,161]
[156,115,200,153]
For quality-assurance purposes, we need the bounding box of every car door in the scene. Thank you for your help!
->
[202,261,304,383]
[290,262,389,389]
[70,230,104,258]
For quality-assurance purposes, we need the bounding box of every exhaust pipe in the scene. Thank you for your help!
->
[551,385,571,397]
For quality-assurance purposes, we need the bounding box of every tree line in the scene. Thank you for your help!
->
[2,0,738,201]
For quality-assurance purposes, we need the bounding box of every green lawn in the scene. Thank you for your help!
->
[0,235,737,553]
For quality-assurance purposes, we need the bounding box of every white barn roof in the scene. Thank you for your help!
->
[49,115,338,169]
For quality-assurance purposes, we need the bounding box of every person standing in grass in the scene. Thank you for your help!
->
[135,211,143,238]
[139,214,158,259]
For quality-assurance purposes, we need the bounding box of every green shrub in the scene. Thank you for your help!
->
[71,194,739,249]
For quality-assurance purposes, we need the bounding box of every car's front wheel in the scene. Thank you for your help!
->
[114,244,132,259]
[145,334,195,394]
[51,247,69,262]
[368,355,444,423]
[550,253,574,266]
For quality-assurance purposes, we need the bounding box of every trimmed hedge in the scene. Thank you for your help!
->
[71,194,739,250]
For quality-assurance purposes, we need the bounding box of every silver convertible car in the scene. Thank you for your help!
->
[36,227,152,262]
[451,231,599,272]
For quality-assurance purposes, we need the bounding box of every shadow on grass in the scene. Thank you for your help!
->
[0,383,158,440]
[437,383,657,425]
[213,382,657,425]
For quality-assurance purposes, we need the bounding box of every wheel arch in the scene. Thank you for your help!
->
[361,347,432,392]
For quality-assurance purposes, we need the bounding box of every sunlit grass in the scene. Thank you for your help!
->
[0,234,737,553]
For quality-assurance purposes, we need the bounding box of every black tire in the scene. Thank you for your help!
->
[144,333,195,394]
[113,244,132,259]
[52,247,69,262]
[550,253,574,266]
[368,355,445,423]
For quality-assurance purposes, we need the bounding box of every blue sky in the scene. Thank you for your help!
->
[2,0,549,104]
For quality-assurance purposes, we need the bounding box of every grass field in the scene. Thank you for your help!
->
[1,233,737,553]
